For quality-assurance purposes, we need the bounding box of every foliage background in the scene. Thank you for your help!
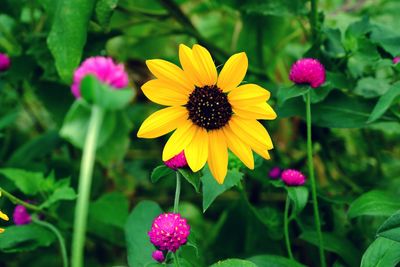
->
[0,0,400,266]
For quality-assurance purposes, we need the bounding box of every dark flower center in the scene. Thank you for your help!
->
[186,85,232,130]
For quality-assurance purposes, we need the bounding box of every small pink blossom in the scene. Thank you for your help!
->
[71,56,129,98]
[268,167,282,179]
[393,57,400,64]
[13,205,31,225]
[281,169,306,186]
[164,151,188,170]
[0,53,11,72]
[289,58,326,88]
[148,212,190,252]
[152,250,165,262]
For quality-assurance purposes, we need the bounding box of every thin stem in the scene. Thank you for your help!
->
[32,216,68,267]
[306,92,326,267]
[173,172,181,213]
[71,105,104,267]
[310,0,319,42]
[284,196,294,259]
[0,187,42,212]
[173,252,181,267]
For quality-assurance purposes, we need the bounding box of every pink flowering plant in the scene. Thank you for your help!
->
[0,1,400,267]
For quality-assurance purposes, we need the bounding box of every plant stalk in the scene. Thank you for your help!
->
[0,187,41,212]
[306,92,326,267]
[310,0,319,42]
[173,171,181,213]
[71,105,104,267]
[284,196,294,259]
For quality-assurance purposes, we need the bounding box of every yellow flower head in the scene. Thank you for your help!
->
[0,192,9,234]
[137,44,277,184]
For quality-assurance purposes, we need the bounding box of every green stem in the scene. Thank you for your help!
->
[32,216,68,267]
[310,0,319,42]
[0,187,42,212]
[306,92,326,267]
[284,196,294,259]
[173,252,181,267]
[173,171,181,213]
[71,105,104,267]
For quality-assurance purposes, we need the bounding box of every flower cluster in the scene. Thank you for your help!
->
[0,53,11,72]
[13,205,31,225]
[164,151,188,170]
[289,58,326,88]
[268,167,306,186]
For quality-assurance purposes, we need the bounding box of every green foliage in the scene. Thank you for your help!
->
[348,190,400,218]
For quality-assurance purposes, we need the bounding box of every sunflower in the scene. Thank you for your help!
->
[137,44,276,184]
[0,192,9,233]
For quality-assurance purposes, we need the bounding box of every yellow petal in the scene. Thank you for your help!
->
[185,127,209,172]
[137,106,188,138]
[141,79,188,106]
[233,102,277,120]
[229,115,273,150]
[252,147,271,160]
[207,130,228,184]
[146,59,193,93]
[162,121,197,161]
[223,125,254,169]
[192,44,218,86]
[228,84,270,106]
[217,52,248,92]
[0,211,9,221]
[179,44,203,87]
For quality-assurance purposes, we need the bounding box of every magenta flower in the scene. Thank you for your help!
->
[289,58,326,88]
[152,250,165,263]
[71,56,129,98]
[268,166,282,179]
[164,151,188,170]
[393,57,400,64]
[148,213,190,252]
[281,169,306,186]
[13,205,31,225]
[0,53,11,72]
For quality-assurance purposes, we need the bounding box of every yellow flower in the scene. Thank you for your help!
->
[0,192,9,233]
[137,44,276,184]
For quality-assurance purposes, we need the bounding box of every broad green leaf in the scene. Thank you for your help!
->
[0,168,45,195]
[40,186,76,209]
[248,254,306,267]
[125,200,163,267]
[0,224,55,253]
[80,76,135,110]
[95,0,119,28]
[348,190,400,218]
[286,186,309,218]
[368,82,400,123]
[300,231,361,267]
[277,85,309,106]
[354,77,390,98]
[178,168,201,193]
[202,167,243,212]
[210,259,257,267]
[0,110,18,131]
[89,192,129,228]
[361,237,400,267]
[370,24,400,57]
[47,0,95,82]
[151,165,174,183]
[377,210,400,242]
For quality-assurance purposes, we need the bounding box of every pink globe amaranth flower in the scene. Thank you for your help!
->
[269,166,282,179]
[71,56,129,98]
[281,169,306,186]
[164,151,188,170]
[13,205,31,225]
[393,57,400,64]
[289,58,326,88]
[152,250,165,263]
[148,213,190,252]
[0,53,11,72]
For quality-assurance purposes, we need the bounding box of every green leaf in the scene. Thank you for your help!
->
[125,200,163,267]
[248,254,306,267]
[95,0,119,28]
[370,24,400,57]
[47,0,96,82]
[354,77,390,98]
[0,224,55,253]
[202,167,243,212]
[377,211,400,242]
[286,186,309,218]
[323,28,345,58]
[368,82,400,123]
[300,231,361,267]
[348,190,400,218]
[151,165,174,183]
[0,110,18,131]
[361,237,400,267]
[90,192,129,228]
[0,168,45,195]
[80,75,135,110]
[210,259,257,267]
[277,85,309,106]
[178,168,201,193]
[40,186,76,209]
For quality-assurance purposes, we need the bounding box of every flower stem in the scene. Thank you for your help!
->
[71,105,104,267]
[32,216,68,267]
[284,196,294,259]
[173,171,181,213]
[0,187,42,212]
[173,251,181,267]
[310,0,319,42]
[306,92,326,267]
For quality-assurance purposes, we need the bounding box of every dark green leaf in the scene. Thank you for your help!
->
[361,237,400,267]
[178,168,201,193]
[368,82,400,123]
[40,186,76,209]
[90,192,129,228]
[248,254,306,267]
[95,0,119,28]
[0,168,45,195]
[354,77,390,98]
[286,186,309,218]
[370,25,400,57]
[277,85,309,106]
[151,165,174,183]
[210,259,257,267]
[348,190,400,218]
[377,211,400,242]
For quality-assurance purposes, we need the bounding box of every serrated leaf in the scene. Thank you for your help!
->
[0,168,45,195]
[348,190,400,218]
[40,186,76,209]
[151,165,174,183]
